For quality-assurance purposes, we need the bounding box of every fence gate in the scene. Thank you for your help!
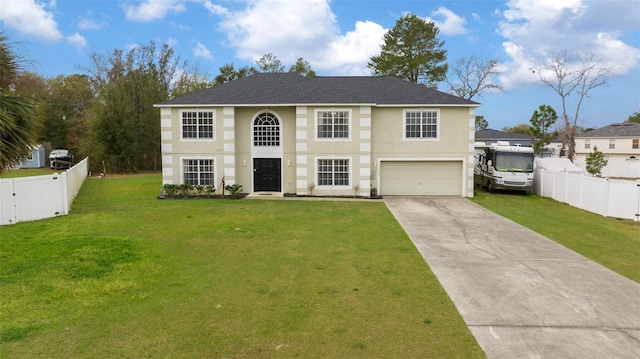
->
[0,174,67,225]
[0,180,16,225]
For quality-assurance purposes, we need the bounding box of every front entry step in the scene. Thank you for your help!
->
[246,192,284,199]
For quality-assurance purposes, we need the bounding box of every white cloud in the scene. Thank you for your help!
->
[78,18,101,31]
[318,21,386,74]
[594,32,640,76]
[497,0,640,90]
[207,0,385,75]
[424,7,467,36]
[202,0,229,16]
[66,33,87,51]
[193,42,213,59]
[496,42,537,90]
[165,37,179,47]
[170,21,191,31]
[122,0,186,22]
[0,0,62,42]
[216,0,339,64]
[77,12,108,31]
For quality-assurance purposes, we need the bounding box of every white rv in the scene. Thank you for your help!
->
[474,141,534,193]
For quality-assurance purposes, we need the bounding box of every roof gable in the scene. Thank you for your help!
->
[578,122,640,138]
[157,73,480,107]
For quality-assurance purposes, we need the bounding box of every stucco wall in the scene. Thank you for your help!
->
[575,137,640,162]
[160,107,225,186]
[371,106,474,158]
[371,106,475,197]
[159,104,476,197]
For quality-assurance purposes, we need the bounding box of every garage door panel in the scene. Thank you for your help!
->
[380,161,462,196]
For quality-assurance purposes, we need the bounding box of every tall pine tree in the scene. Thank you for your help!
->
[529,105,558,155]
[368,14,447,87]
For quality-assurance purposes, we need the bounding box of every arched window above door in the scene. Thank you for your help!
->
[253,112,280,146]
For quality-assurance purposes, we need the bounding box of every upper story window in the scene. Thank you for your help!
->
[609,139,615,150]
[633,139,639,149]
[317,110,350,139]
[405,110,439,139]
[182,111,214,139]
[585,139,591,149]
[253,112,280,146]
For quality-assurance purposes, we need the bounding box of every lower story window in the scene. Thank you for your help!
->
[183,159,214,185]
[318,159,349,186]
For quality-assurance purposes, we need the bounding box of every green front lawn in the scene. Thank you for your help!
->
[0,168,57,178]
[0,174,483,358]
[471,190,640,283]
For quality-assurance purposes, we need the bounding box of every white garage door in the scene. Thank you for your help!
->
[380,161,462,196]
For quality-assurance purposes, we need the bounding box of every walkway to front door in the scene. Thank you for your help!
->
[253,158,281,192]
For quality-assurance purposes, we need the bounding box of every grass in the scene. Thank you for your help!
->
[471,189,640,283]
[0,174,484,358]
[0,168,57,178]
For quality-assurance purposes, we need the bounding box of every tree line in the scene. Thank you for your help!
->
[1,13,630,173]
[0,40,319,173]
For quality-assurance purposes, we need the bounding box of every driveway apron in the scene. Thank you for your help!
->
[383,196,640,359]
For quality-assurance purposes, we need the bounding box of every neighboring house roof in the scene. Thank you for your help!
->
[577,122,640,138]
[157,73,480,107]
[475,129,531,141]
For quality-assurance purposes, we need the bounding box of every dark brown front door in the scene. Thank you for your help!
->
[253,158,281,192]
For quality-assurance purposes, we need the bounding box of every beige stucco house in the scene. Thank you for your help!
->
[154,73,480,197]
[575,122,640,162]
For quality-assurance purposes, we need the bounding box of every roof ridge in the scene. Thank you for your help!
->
[156,73,480,106]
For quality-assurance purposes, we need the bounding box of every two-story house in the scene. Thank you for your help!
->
[155,73,479,197]
[575,122,640,162]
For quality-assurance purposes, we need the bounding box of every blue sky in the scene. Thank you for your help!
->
[1,0,639,130]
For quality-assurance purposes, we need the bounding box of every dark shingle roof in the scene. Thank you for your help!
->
[475,129,531,140]
[578,122,640,138]
[157,73,480,106]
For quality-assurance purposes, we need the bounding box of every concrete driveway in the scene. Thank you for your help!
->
[384,196,640,359]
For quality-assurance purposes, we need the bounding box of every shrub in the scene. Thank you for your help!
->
[586,146,608,176]
[224,183,243,198]
[162,184,179,198]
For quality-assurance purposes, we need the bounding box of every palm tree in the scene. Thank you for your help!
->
[0,33,39,173]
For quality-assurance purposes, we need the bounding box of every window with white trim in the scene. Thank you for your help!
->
[317,110,349,139]
[317,159,349,186]
[609,139,615,150]
[585,139,590,149]
[404,110,438,139]
[253,112,280,146]
[183,159,214,185]
[633,139,639,149]
[182,111,214,139]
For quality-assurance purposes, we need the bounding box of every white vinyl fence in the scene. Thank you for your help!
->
[0,158,88,225]
[534,168,640,221]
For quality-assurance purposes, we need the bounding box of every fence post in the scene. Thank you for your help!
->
[61,171,69,215]
[535,169,543,195]
[602,177,610,217]
[578,173,584,209]
[636,181,640,222]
